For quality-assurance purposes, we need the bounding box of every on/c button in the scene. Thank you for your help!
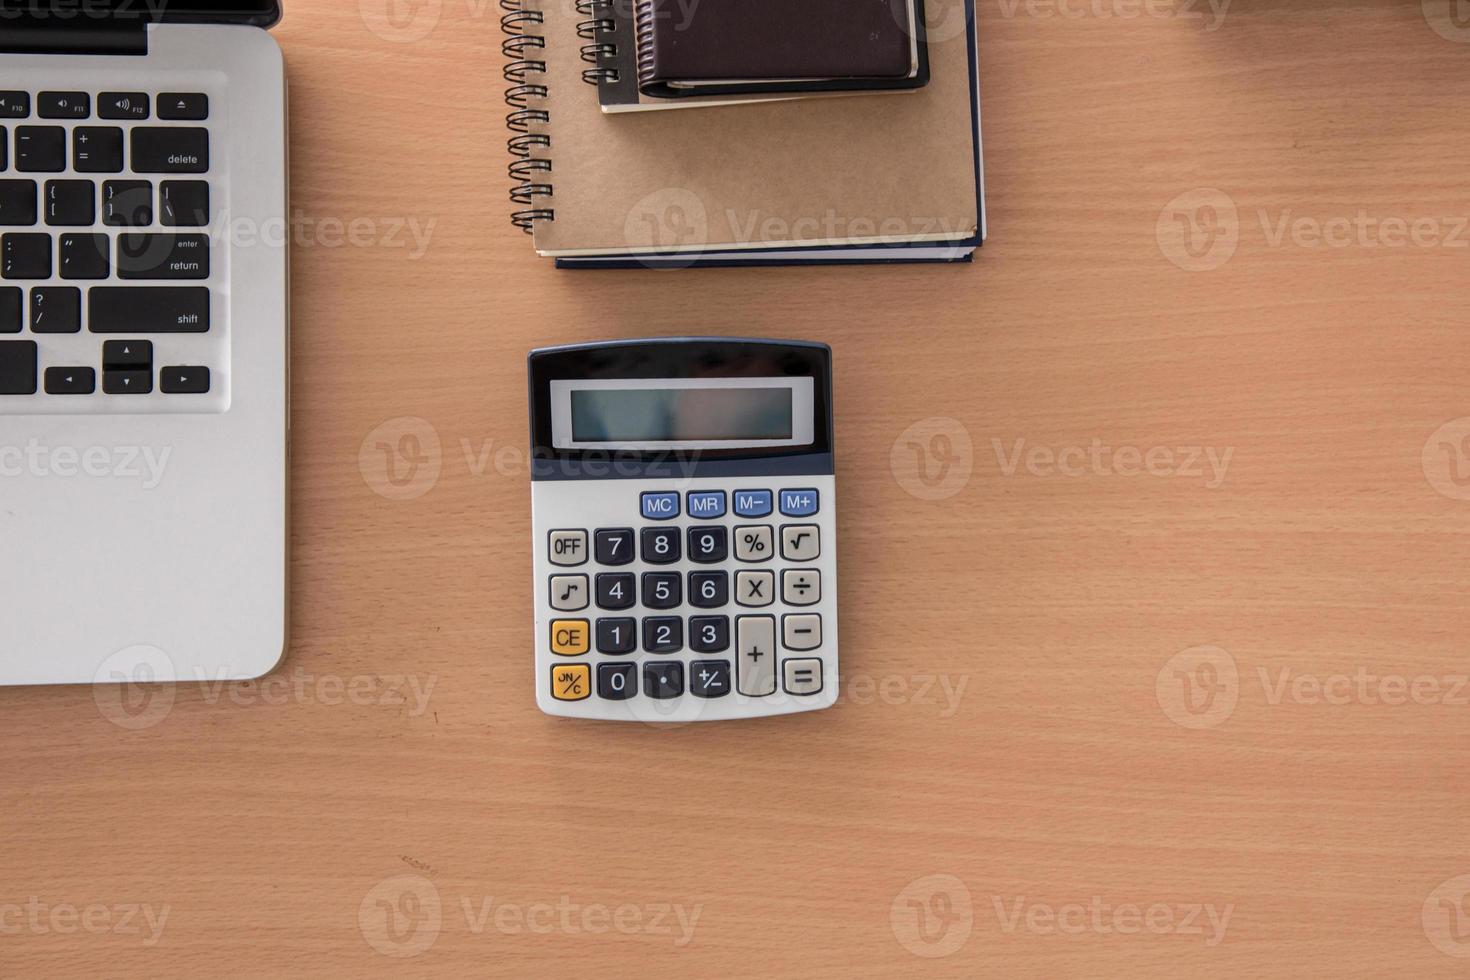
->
[550,619,590,656]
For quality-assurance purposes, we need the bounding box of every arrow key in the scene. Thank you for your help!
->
[44,366,95,394]
[102,369,152,394]
[102,339,152,370]
[160,365,209,394]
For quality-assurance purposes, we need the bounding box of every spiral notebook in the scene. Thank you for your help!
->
[503,0,984,266]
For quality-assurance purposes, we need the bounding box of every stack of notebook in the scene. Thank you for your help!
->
[502,0,985,267]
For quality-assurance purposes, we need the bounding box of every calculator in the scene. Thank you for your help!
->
[528,339,838,722]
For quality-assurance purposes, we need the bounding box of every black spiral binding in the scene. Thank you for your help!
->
[577,0,620,86]
[502,0,552,232]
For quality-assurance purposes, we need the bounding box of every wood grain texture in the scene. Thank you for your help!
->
[3,1,1470,976]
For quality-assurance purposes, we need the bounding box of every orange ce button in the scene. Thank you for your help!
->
[550,619,589,656]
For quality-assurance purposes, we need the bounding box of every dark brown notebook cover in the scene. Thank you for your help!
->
[634,0,928,97]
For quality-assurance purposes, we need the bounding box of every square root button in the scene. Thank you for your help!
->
[779,489,819,517]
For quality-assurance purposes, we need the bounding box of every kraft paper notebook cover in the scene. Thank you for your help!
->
[503,0,983,265]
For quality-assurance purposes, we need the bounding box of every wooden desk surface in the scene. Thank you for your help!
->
[4,1,1470,976]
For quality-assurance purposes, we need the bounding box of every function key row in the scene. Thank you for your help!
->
[550,613,823,657]
[0,92,208,122]
[641,488,819,521]
[0,126,208,174]
[551,656,824,702]
[548,524,820,566]
[549,568,821,611]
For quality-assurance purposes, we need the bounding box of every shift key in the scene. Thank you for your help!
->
[117,234,209,279]
[89,287,210,333]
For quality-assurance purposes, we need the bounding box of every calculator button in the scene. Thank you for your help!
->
[644,662,684,699]
[782,569,821,606]
[550,619,590,656]
[688,571,729,609]
[595,617,636,654]
[640,526,681,564]
[690,660,732,698]
[783,658,824,696]
[595,573,635,610]
[686,490,727,519]
[551,663,591,701]
[157,93,208,121]
[594,527,634,565]
[733,525,774,562]
[690,615,731,653]
[548,529,588,566]
[38,92,89,120]
[640,491,680,520]
[549,575,589,611]
[598,662,637,699]
[782,614,822,651]
[781,525,820,562]
[735,570,775,608]
[779,489,820,517]
[641,572,682,610]
[0,93,29,119]
[736,616,778,697]
[686,525,728,564]
[733,489,773,518]
[642,616,683,653]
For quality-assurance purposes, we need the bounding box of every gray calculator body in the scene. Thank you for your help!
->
[528,339,838,722]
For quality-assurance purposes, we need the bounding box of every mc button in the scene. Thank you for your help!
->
[550,619,590,656]
[640,491,680,520]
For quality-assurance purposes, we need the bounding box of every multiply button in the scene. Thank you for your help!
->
[781,525,820,562]
[548,529,587,566]
[782,569,820,606]
[550,619,589,656]
[687,491,726,519]
[735,570,775,608]
[734,490,773,517]
[779,489,819,517]
[736,616,777,697]
[640,491,679,520]
[783,659,823,696]
[549,575,588,611]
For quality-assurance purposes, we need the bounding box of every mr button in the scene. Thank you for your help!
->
[550,619,590,656]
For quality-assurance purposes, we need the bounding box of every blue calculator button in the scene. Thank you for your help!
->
[779,489,820,517]
[640,492,680,520]
[687,491,727,519]
[733,490,773,518]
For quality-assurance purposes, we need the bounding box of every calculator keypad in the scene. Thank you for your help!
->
[538,481,834,717]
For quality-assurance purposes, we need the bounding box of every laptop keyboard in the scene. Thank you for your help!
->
[0,87,227,412]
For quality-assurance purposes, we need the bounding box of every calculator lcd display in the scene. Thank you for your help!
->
[549,377,815,450]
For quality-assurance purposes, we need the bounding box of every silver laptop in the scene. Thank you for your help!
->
[0,2,288,686]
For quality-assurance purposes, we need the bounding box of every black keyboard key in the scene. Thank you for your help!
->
[690,659,732,698]
[160,366,209,394]
[117,234,209,279]
[103,180,152,226]
[158,93,208,121]
[29,286,80,333]
[88,287,209,333]
[0,340,37,394]
[687,525,729,564]
[130,127,208,173]
[38,92,88,120]
[594,527,634,565]
[597,662,637,700]
[44,180,94,226]
[0,180,37,225]
[0,287,19,332]
[98,92,149,121]
[640,526,680,564]
[44,366,94,394]
[644,662,684,700]
[690,616,730,653]
[642,616,683,654]
[641,572,681,610]
[0,126,6,171]
[59,234,109,280]
[73,127,123,173]
[102,369,151,395]
[0,93,29,119]
[689,571,729,609]
[15,127,64,172]
[595,572,635,610]
[595,617,636,655]
[2,233,50,279]
[103,339,152,370]
[160,181,209,227]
